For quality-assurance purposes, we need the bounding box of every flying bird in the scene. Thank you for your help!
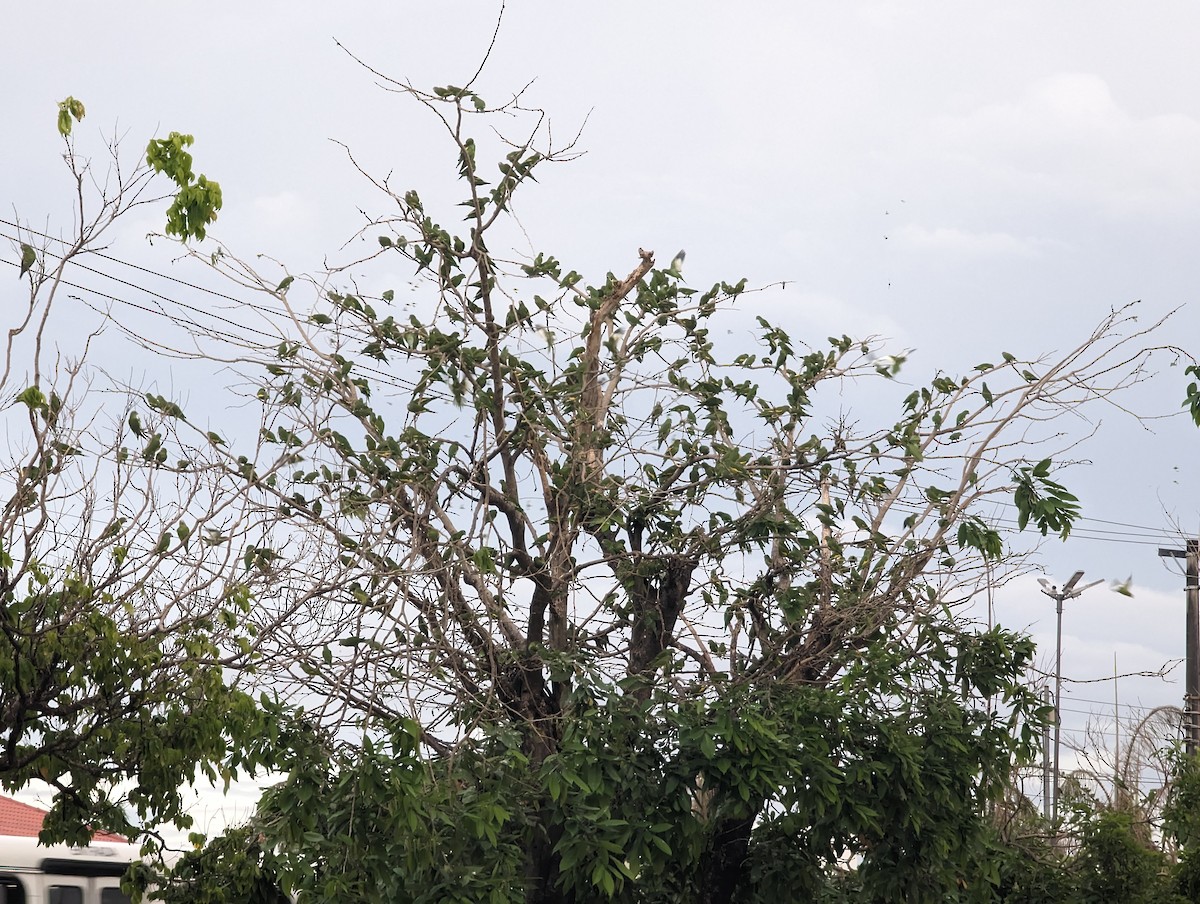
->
[1111,575,1134,598]
[668,249,686,278]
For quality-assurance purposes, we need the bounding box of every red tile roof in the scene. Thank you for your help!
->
[0,794,126,842]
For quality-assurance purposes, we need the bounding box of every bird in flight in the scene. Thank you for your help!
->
[668,249,686,278]
[1110,575,1134,597]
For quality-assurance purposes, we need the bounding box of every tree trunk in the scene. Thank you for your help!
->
[525,813,571,904]
[696,815,756,904]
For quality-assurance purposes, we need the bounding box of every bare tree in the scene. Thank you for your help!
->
[0,106,281,846]
[11,75,1197,901]
[139,68,1196,902]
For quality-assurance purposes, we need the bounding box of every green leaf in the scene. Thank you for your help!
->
[146,132,222,241]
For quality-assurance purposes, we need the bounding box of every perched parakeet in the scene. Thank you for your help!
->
[18,244,35,279]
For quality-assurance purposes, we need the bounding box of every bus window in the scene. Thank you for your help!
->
[101,889,132,904]
[0,875,27,904]
[48,887,83,904]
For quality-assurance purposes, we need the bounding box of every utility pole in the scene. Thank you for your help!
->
[1113,652,1120,798]
[1158,539,1199,755]
[1039,570,1102,826]
[1042,686,1053,820]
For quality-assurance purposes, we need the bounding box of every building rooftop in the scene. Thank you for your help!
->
[0,795,126,842]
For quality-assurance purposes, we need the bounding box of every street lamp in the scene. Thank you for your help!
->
[1039,570,1103,825]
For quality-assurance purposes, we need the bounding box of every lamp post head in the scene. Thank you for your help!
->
[1063,570,1086,594]
[1039,571,1100,600]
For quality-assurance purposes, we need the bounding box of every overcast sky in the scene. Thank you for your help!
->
[5,1,1200,820]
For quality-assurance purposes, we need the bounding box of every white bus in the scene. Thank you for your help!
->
[0,835,139,904]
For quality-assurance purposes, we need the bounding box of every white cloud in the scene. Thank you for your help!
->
[898,223,1048,258]
[984,573,1184,714]
[748,287,910,352]
[216,190,326,265]
[246,191,318,236]
[931,73,1200,214]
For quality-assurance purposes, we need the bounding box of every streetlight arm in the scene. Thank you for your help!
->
[1066,579,1105,599]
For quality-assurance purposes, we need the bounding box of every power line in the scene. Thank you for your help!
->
[3,229,1195,549]
[1,254,275,349]
[1,217,249,306]
[886,496,1189,548]
[0,229,297,345]
[1069,693,1182,711]
[1058,703,1172,720]
[0,251,422,397]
